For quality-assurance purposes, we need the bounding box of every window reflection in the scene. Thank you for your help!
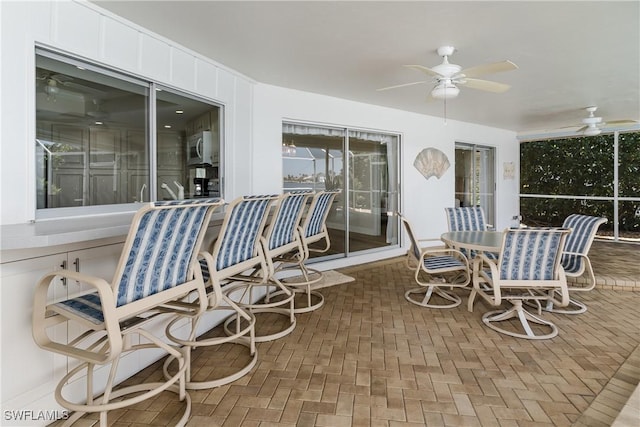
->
[35,51,222,212]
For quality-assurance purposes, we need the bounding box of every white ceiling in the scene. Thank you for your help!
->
[91,1,640,135]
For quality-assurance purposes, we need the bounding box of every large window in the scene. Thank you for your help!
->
[520,132,639,242]
[35,49,222,217]
[282,122,400,259]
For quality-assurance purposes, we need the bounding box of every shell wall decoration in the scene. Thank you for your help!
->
[414,147,450,180]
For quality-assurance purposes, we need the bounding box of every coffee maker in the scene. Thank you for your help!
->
[193,177,210,197]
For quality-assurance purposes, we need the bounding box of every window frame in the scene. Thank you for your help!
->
[34,47,224,220]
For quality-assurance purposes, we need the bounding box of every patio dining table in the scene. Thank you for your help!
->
[440,230,503,257]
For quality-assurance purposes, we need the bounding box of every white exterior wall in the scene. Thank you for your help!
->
[0,0,254,227]
[252,84,519,268]
[0,1,520,422]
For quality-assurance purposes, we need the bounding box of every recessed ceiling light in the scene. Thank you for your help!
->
[175,110,184,114]
[95,121,103,125]
[164,125,172,129]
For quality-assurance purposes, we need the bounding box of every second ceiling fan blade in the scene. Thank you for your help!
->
[459,78,511,93]
[460,60,518,78]
[377,81,429,91]
[602,119,638,126]
[404,64,441,77]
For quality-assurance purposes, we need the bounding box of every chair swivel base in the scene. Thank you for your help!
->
[405,286,462,309]
[56,358,191,427]
[222,281,297,342]
[543,295,588,315]
[482,301,559,340]
[223,307,296,342]
[525,292,588,315]
[272,266,325,313]
[164,312,258,390]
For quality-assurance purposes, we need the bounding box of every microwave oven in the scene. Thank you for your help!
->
[186,131,218,166]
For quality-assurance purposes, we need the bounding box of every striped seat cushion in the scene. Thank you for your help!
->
[499,228,566,281]
[424,256,466,270]
[54,293,104,325]
[216,196,276,270]
[268,191,312,250]
[304,191,338,238]
[115,199,216,307]
[561,214,607,274]
[445,207,487,231]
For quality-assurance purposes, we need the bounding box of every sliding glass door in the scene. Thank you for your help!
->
[282,122,399,260]
[455,143,495,225]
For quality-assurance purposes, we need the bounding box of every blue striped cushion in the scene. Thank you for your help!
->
[499,228,565,281]
[446,207,487,231]
[216,196,276,270]
[424,256,465,270]
[305,191,338,238]
[54,293,104,325]
[268,191,312,250]
[116,200,214,307]
[561,214,606,274]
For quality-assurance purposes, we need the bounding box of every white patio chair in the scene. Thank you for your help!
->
[445,206,492,231]
[274,190,340,313]
[468,227,571,340]
[544,214,608,314]
[400,214,470,309]
[445,206,497,259]
[164,194,278,389]
[223,191,313,341]
[32,198,223,426]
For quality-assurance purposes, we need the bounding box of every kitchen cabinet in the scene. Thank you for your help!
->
[1,242,123,416]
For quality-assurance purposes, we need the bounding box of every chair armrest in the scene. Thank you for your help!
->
[471,253,501,306]
[419,246,466,259]
[32,270,119,364]
[199,251,224,308]
[562,251,587,258]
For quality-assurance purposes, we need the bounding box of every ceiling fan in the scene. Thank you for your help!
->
[37,72,107,99]
[377,46,518,100]
[566,106,637,136]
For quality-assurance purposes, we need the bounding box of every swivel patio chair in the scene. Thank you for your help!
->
[400,214,470,309]
[468,227,571,340]
[164,194,278,389]
[445,206,492,232]
[32,198,223,426]
[445,206,497,259]
[543,214,607,314]
[275,190,340,313]
[223,191,313,341]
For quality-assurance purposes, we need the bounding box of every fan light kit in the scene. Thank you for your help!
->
[581,106,603,136]
[377,45,518,101]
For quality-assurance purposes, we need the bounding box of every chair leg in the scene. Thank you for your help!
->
[270,263,325,313]
[482,300,559,340]
[222,275,297,342]
[55,335,192,426]
[164,301,258,390]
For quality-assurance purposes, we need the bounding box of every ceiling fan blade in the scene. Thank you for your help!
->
[62,81,108,97]
[602,119,638,127]
[575,125,589,133]
[459,78,511,93]
[376,81,428,91]
[459,60,518,78]
[404,65,441,77]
